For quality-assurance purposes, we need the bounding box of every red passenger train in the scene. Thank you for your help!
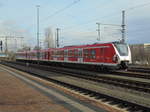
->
[16,42,132,70]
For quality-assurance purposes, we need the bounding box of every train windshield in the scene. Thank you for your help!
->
[114,43,128,56]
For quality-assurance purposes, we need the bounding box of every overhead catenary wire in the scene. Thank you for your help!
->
[43,1,150,45]
[61,12,121,31]
[25,0,80,30]
[124,2,150,36]
[41,0,80,22]
[28,1,150,30]
[61,1,150,32]
[125,1,150,11]
[24,1,150,42]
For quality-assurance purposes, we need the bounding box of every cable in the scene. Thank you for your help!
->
[126,1,150,11]
[25,0,80,30]
[61,1,150,31]
[26,1,150,39]
[41,0,80,22]
[61,12,121,31]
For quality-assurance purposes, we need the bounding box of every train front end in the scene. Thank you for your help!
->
[113,42,131,69]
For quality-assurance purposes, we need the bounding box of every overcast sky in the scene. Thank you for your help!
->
[0,0,150,47]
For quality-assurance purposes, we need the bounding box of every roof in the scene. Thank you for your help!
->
[17,41,126,53]
[144,43,150,46]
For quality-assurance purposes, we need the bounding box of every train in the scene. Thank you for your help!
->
[16,41,132,70]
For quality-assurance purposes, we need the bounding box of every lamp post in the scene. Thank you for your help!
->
[96,23,100,41]
[36,5,40,64]
[56,28,60,48]
[121,10,125,43]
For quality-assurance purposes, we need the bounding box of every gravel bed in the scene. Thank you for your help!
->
[64,75,150,97]
[99,74,150,84]
[48,75,150,108]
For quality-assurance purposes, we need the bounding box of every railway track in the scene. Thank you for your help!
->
[128,65,150,73]
[111,71,150,79]
[6,61,150,80]
[2,61,150,94]
[1,61,150,112]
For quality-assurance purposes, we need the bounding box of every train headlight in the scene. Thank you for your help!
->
[113,54,118,63]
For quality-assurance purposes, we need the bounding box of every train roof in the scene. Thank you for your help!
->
[16,41,127,53]
[62,42,113,49]
[60,41,126,50]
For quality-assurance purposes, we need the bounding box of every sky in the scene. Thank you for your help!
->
[0,0,150,48]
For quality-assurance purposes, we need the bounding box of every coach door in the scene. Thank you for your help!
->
[101,48,105,62]
[78,48,83,63]
[64,50,68,62]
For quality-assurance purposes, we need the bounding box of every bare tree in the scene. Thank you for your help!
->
[44,27,55,48]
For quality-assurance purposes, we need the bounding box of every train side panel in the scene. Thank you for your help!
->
[16,42,131,70]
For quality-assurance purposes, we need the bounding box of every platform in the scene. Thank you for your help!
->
[0,65,115,112]
[0,66,69,112]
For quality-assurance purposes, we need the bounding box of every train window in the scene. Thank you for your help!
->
[39,52,42,59]
[78,49,82,58]
[51,51,55,57]
[68,50,75,57]
[39,52,41,58]
[54,50,58,57]
[62,51,64,55]
[57,50,63,57]
[84,49,88,54]
[48,52,50,58]
[71,50,73,57]
[57,51,61,57]
[74,49,78,58]
[47,52,49,58]
[42,52,45,59]
[91,49,96,55]
[45,52,47,58]
[61,51,63,57]
[40,52,43,59]
[114,43,128,56]
[68,50,71,57]
[31,53,33,58]
[64,50,68,57]
[72,50,75,58]
[90,49,96,59]
[57,51,59,55]
[84,49,89,58]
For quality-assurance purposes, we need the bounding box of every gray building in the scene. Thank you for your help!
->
[130,43,150,65]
